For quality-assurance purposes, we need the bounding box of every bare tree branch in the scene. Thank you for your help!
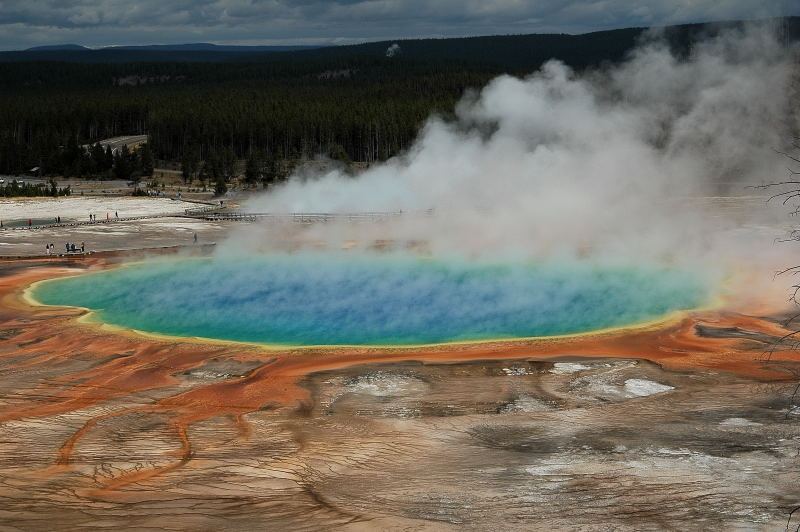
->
[775,149,800,165]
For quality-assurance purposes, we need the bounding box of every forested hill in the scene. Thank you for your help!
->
[1,27,646,66]
[0,17,797,179]
[3,17,798,67]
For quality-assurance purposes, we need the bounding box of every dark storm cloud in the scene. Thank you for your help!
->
[0,0,796,49]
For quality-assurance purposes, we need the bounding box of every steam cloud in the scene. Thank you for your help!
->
[385,43,401,57]
[222,25,799,304]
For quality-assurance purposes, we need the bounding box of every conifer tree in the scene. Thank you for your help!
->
[140,143,154,177]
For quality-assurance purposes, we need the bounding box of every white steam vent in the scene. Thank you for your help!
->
[386,43,401,57]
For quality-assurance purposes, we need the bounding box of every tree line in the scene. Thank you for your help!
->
[1,18,796,178]
[0,64,486,177]
[1,178,71,197]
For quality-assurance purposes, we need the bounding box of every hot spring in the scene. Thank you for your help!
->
[32,254,710,346]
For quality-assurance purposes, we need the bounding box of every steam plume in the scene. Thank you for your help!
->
[223,25,798,298]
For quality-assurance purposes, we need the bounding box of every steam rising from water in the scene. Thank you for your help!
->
[225,25,797,284]
[37,26,797,344]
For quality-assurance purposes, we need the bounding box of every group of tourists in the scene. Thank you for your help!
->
[45,242,85,255]
[88,212,120,222]
[65,241,84,253]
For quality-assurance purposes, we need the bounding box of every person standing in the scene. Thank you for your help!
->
[80,242,85,253]
[193,233,198,244]
[46,244,50,256]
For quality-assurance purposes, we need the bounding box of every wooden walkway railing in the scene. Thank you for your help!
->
[2,202,224,231]
[1,207,432,230]
[198,209,434,223]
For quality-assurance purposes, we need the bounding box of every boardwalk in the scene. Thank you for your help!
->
[1,202,221,231]
[1,206,432,231]
[199,209,434,223]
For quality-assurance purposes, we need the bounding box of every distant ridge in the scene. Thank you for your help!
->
[104,43,320,52]
[6,16,798,64]
[25,44,90,51]
[24,43,319,53]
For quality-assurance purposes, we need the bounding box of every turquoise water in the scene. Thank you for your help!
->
[33,254,709,346]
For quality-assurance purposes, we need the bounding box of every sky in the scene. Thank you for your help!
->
[0,0,797,50]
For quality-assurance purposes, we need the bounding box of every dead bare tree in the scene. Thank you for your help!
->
[751,137,800,531]
[752,140,800,339]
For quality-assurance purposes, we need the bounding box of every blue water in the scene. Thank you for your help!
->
[33,254,709,346]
